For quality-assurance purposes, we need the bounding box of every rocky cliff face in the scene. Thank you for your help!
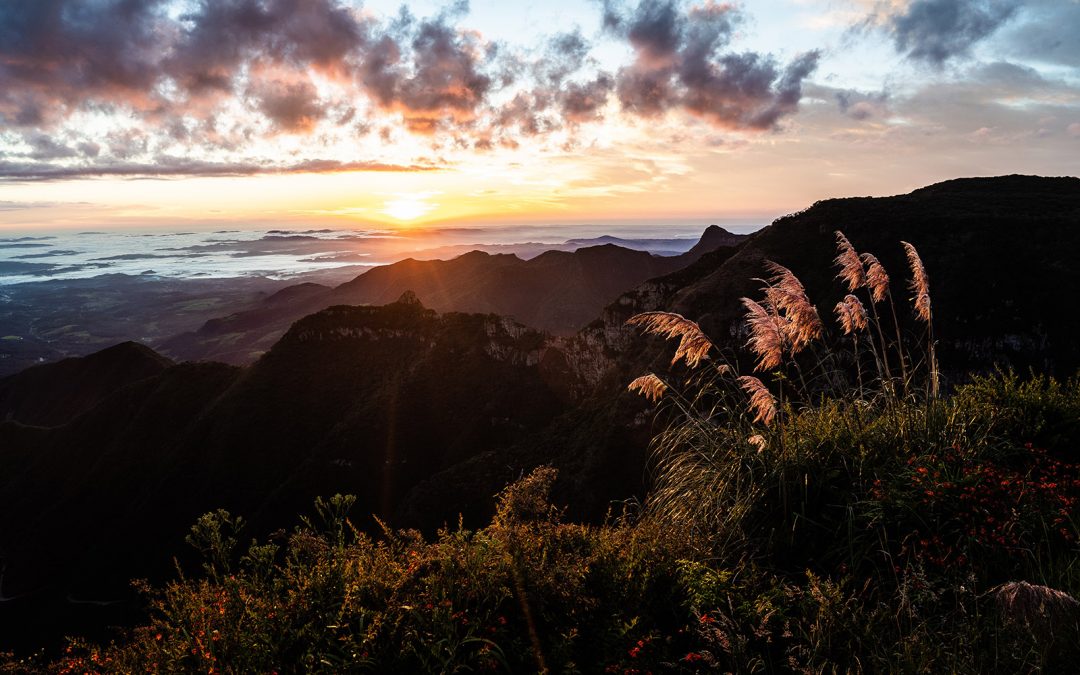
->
[281,298,548,369]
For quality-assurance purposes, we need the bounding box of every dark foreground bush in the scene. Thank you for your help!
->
[2,375,1078,674]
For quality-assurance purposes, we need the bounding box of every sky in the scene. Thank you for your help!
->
[0,0,1077,232]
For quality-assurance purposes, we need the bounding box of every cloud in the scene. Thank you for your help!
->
[22,133,79,160]
[251,77,326,133]
[996,0,1080,68]
[604,0,820,129]
[0,0,829,179]
[0,158,440,182]
[536,31,592,86]
[12,249,82,259]
[867,0,1021,66]
[164,0,366,92]
[90,252,208,261]
[559,75,616,123]
[0,1,168,110]
[834,88,890,120]
[0,260,112,277]
[358,10,496,134]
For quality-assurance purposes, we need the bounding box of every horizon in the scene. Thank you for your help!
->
[1,1,1078,232]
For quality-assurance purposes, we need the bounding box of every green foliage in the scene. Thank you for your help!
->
[185,509,244,582]
[641,372,1080,672]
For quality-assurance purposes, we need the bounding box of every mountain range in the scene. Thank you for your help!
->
[1,175,1078,651]
[163,225,745,364]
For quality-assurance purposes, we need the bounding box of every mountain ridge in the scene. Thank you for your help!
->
[0,341,173,427]
[162,227,747,364]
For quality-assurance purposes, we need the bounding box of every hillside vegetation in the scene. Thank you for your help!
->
[6,233,1080,673]
[6,372,1078,673]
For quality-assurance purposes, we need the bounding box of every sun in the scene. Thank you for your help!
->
[382,194,437,222]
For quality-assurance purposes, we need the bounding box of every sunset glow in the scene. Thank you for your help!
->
[382,193,438,222]
[0,0,1076,232]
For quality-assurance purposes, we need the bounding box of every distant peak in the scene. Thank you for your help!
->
[701,224,733,237]
[396,290,423,306]
[685,225,745,256]
[95,341,174,366]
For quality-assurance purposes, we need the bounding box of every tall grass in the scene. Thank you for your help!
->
[621,236,1080,670]
[626,235,943,541]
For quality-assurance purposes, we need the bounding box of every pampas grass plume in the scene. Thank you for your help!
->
[628,373,667,403]
[741,297,785,371]
[860,253,890,303]
[738,375,778,425]
[834,231,865,292]
[901,241,931,322]
[627,312,714,368]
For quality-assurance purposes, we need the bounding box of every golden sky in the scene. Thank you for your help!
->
[0,0,1077,231]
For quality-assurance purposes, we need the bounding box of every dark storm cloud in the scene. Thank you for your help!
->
[485,30,616,138]
[870,0,1021,66]
[0,0,511,142]
[603,0,820,129]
